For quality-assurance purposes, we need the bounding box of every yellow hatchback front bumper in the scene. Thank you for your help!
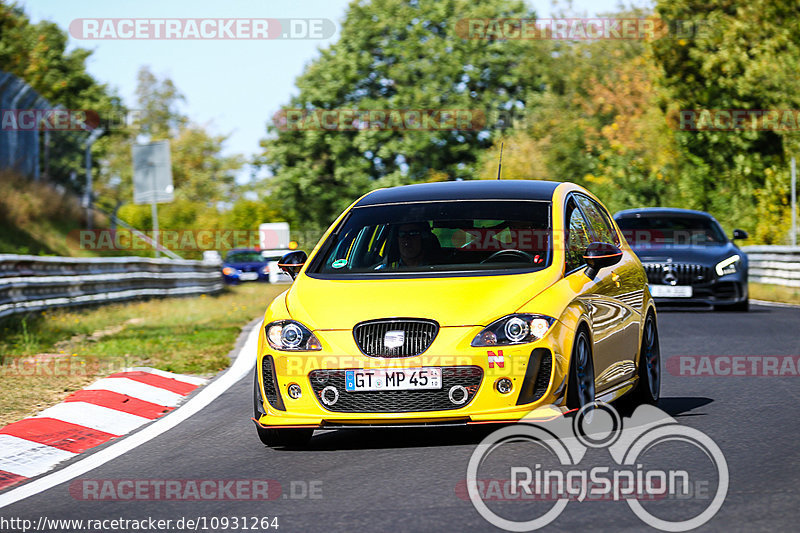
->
[254,321,575,429]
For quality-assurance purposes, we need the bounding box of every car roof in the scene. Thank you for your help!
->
[354,180,561,206]
[260,249,293,255]
[614,207,715,219]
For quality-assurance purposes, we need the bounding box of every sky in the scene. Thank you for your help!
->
[21,0,653,181]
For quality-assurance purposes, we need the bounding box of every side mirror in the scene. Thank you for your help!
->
[278,250,307,280]
[732,229,748,240]
[583,242,623,280]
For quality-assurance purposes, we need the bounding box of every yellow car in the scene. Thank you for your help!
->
[253,180,659,446]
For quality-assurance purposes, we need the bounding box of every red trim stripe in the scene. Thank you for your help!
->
[0,418,117,453]
[0,470,27,490]
[107,371,199,395]
[64,390,173,419]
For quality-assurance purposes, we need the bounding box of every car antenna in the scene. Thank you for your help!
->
[496,142,504,180]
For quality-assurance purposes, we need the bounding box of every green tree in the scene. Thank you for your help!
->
[1,3,125,189]
[170,125,243,204]
[650,0,800,240]
[134,66,188,140]
[103,69,244,236]
[258,0,547,228]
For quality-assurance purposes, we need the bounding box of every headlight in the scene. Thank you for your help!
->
[471,314,555,347]
[265,320,322,351]
[715,255,740,276]
[222,267,237,276]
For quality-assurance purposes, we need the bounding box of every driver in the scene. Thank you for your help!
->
[377,221,438,269]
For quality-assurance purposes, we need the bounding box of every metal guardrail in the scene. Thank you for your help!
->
[743,246,800,288]
[0,255,224,319]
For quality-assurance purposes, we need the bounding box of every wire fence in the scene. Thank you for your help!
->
[0,70,48,179]
[0,69,88,183]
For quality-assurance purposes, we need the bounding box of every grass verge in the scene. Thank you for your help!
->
[0,171,103,257]
[0,283,285,426]
[749,282,800,306]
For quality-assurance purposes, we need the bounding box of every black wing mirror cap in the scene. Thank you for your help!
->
[583,242,623,279]
[278,250,307,280]
[732,229,748,240]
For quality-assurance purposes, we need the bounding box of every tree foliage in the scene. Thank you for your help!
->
[258,0,547,228]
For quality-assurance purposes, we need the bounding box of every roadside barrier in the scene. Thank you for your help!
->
[0,255,223,319]
[743,246,800,288]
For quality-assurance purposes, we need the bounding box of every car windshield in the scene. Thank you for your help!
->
[226,251,265,263]
[616,215,727,247]
[309,200,552,276]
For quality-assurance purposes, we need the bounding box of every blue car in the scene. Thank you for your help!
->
[222,249,271,283]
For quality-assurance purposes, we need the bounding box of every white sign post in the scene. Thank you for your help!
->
[133,141,174,258]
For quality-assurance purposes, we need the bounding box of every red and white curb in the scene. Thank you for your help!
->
[0,368,206,491]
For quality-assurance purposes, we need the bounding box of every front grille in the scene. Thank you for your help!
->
[308,366,483,413]
[261,355,285,411]
[643,263,711,286]
[353,319,439,358]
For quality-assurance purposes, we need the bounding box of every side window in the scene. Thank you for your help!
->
[575,195,617,245]
[597,203,620,245]
[565,199,592,273]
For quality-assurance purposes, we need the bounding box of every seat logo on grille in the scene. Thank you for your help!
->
[384,330,405,349]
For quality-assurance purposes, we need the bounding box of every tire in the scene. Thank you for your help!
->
[627,311,660,406]
[255,425,313,448]
[566,328,595,410]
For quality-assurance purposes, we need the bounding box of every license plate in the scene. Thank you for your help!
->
[239,272,259,281]
[345,368,442,392]
[649,284,692,298]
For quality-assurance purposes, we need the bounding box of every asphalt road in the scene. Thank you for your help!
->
[2,303,800,532]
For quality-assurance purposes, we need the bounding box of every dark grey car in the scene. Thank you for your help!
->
[614,208,749,311]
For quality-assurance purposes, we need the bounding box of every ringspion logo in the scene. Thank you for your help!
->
[465,402,728,531]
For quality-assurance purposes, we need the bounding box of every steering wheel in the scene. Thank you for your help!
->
[480,249,536,264]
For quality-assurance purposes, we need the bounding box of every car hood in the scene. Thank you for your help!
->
[629,243,742,265]
[285,270,561,330]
